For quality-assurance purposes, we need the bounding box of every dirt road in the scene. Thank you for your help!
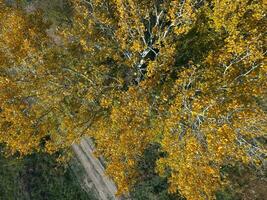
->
[72,137,120,200]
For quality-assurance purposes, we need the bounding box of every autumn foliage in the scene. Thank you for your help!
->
[0,0,266,199]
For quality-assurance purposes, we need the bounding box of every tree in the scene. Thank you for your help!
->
[0,145,95,200]
[0,0,266,199]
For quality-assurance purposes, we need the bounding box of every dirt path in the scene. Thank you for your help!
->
[72,137,120,200]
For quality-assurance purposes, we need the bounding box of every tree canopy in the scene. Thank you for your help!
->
[0,0,266,199]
